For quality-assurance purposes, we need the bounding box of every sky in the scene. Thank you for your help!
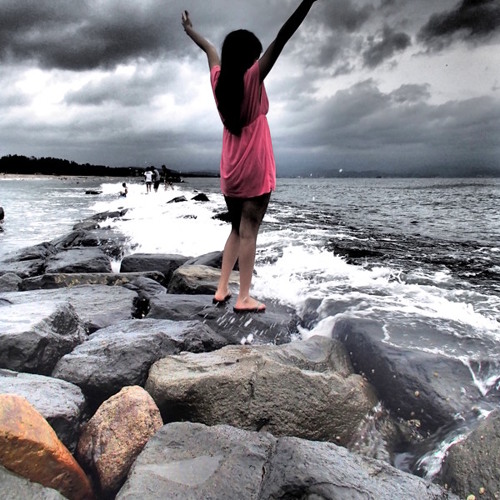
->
[1,0,499,177]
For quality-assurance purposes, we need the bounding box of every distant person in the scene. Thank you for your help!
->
[119,182,128,197]
[181,0,319,313]
[152,167,161,192]
[144,168,153,193]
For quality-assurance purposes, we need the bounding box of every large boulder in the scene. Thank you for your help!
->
[51,229,126,258]
[45,248,112,274]
[0,465,66,500]
[0,300,86,375]
[116,422,458,500]
[145,336,378,445]
[120,253,190,285]
[0,394,94,500]
[0,272,22,292]
[332,317,490,432]
[0,369,87,452]
[52,319,228,403]
[441,409,500,500]
[0,285,139,333]
[77,386,163,498]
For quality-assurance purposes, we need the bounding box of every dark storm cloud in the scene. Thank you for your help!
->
[362,26,411,68]
[418,0,500,50]
[0,0,179,70]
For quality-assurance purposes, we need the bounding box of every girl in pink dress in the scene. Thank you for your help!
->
[182,1,318,313]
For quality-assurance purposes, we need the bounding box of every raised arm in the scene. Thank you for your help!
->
[181,10,220,70]
[259,0,318,81]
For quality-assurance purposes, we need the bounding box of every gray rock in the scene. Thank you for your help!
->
[51,229,126,258]
[20,272,165,291]
[120,253,190,285]
[145,336,378,445]
[0,369,87,452]
[0,300,86,375]
[182,251,223,269]
[0,272,22,292]
[333,317,486,432]
[147,293,298,345]
[116,422,458,500]
[0,466,66,500]
[167,264,237,294]
[441,409,500,500]
[0,285,139,333]
[52,319,228,403]
[45,247,112,274]
[0,242,57,278]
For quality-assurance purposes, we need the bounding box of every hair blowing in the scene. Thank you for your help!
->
[215,30,263,136]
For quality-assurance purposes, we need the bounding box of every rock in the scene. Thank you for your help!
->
[0,369,87,452]
[45,248,112,274]
[0,285,139,333]
[85,190,101,195]
[147,293,298,345]
[0,394,94,500]
[85,209,128,222]
[20,272,165,291]
[0,272,22,292]
[183,250,223,268]
[441,409,500,500]
[167,196,187,203]
[0,242,57,279]
[52,319,228,404]
[191,193,209,202]
[0,300,86,375]
[167,264,238,294]
[120,253,190,285]
[332,317,486,432]
[0,465,66,499]
[116,422,458,500]
[51,230,127,259]
[145,336,378,445]
[77,386,163,497]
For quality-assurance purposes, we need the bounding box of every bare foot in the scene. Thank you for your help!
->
[233,296,266,313]
[213,289,232,304]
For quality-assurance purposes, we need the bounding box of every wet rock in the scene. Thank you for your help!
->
[167,264,238,294]
[51,230,127,258]
[0,285,139,333]
[0,300,86,375]
[332,317,487,432]
[167,195,187,203]
[0,369,87,452]
[441,409,500,500]
[77,386,162,498]
[45,248,112,274]
[120,253,190,285]
[0,394,94,500]
[52,319,228,404]
[0,465,66,499]
[146,336,377,445]
[116,422,458,500]
[147,292,298,345]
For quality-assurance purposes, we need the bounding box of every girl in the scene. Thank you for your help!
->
[182,0,319,313]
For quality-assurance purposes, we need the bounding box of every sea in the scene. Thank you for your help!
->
[0,174,499,479]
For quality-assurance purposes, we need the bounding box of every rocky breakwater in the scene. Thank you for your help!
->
[0,204,496,499]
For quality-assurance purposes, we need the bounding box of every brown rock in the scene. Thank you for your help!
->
[77,385,163,496]
[0,394,94,500]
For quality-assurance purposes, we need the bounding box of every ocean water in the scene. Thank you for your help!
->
[1,174,499,476]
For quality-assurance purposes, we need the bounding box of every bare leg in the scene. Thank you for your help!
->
[215,193,270,308]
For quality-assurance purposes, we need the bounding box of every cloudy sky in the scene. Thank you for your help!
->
[1,0,499,176]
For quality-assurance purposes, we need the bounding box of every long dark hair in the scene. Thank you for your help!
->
[215,30,262,136]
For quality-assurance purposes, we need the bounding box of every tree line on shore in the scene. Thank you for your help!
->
[0,154,188,180]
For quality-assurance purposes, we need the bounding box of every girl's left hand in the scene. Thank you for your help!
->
[181,10,192,30]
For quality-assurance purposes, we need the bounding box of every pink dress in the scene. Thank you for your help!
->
[210,61,276,198]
